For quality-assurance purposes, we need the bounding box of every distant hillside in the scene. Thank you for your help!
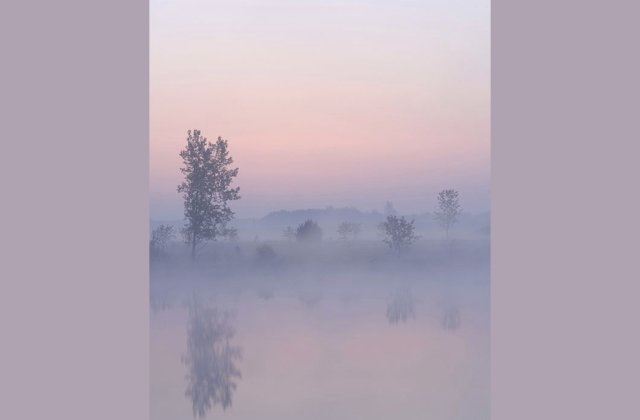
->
[260,206,382,226]
[151,207,490,241]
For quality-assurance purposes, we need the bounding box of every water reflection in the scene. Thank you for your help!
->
[441,304,460,330]
[150,292,173,314]
[386,288,416,324]
[182,296,243,418]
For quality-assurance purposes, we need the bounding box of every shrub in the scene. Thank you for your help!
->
[337,221,362,240]
[254,243,277,264]
[295,220,323,242]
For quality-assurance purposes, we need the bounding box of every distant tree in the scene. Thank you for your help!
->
[434,189,462,241]
[295,219,323,242]
[254,243,277,265]
[178,130,240,260]
[380,215,419,253]
[337,221,361,240]
[150,224,175,260]
[283,226,296,242]
[383,201,398,216]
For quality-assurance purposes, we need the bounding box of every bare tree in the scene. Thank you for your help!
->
[337,221,361,240]
[379,215,419,253]
[434,189,462,241]
[178,130,240,260]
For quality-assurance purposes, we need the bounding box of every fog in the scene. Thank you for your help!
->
[150,0,489,417]
[150,212,489,420]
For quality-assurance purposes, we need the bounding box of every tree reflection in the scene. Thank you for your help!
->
[441,304,460,330]
[182,296,242,418]
[386,288,416,324]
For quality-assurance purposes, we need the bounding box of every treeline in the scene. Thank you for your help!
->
[150,129,478,261]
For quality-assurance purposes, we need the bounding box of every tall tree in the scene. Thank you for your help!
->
[434,189,462,241]
[178,130,240,260]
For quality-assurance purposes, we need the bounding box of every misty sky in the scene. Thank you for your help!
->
[150,0,490,220]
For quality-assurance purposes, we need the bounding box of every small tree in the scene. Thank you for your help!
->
[150,224,175,260]
[337,222,361,240]
[295,220,323,242]
[177,130,240,260]
[380,215,419,253]
[434,189,462,241]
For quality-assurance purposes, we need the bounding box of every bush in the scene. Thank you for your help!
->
[254,243,277,264]
[295,220,323,242]
[337,221,361,240]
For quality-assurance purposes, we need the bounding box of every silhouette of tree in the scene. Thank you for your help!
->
[295,220,323,242]
[150,224,174,261]
[337,221,361,240]
[177,130,240,260]
[380,215,419,253]
[434,189,462,241]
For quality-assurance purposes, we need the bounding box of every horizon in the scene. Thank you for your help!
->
[150,203,491,223]
[150,0,490,220]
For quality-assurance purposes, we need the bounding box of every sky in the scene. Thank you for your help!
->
[150,0,490,220]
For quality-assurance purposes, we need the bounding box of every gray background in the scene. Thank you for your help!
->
[0,1,149,419]
[1,0,639,419]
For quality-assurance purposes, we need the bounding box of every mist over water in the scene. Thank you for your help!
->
[149,2,490,417]
[150,233,489,420]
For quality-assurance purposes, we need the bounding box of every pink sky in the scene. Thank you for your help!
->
[150,0,490,219]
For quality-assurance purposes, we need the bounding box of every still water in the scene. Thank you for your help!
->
[151,271,489,420]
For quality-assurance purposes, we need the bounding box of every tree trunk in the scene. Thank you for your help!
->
[191,233,197,261]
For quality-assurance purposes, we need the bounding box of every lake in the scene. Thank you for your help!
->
[150,267,489,420]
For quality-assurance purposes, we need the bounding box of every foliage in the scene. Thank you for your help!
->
[337,221,362,240]
[434,189,462,240]
[149,224,175,260]
[177,129,240,259]
[295,219,323,242]
[379,215,419,253]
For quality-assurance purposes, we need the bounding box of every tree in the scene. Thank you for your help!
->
[295,219,323,242]
[434,189,462,241]
[178,130,240,260]
[337,221,361,240]
[150,224,175,261]
[379,215,419,253]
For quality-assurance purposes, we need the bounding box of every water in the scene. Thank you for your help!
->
[150,269,489,420]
